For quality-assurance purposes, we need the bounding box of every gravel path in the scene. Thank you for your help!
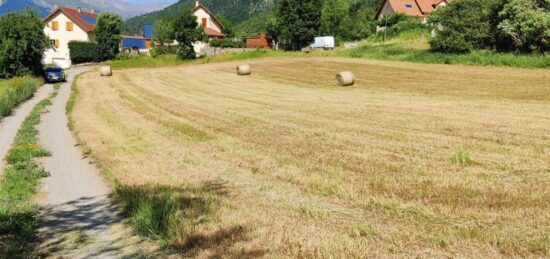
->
[35,67,157,258]
[0,83,53,173]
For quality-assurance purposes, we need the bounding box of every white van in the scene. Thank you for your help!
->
[310,36,335,50]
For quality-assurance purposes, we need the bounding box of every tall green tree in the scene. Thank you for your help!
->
[96,13,122,60]
[173,9,201,60]
[496,0,550,53]
[429,0,495,53]
[321,0,349,36]
[0,9,50,79]
[153,19,175,46]
[276,0,322,50]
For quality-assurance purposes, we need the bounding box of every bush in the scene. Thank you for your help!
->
[0,77,39,119]
[150,46,178,58]
[209,38,245,48]
[429,0,495,53]
[0,10,50,79]
[68,41,103,64]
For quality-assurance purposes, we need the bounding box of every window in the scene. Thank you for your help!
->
[66,22,73,31]
[405,4,413,8]
[51,21,59,31]
[52,39,60,48]
[202,18,207,27]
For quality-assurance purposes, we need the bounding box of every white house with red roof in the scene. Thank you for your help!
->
[43,7,97,68]
[193,1,225,39]
[375,0,450,23]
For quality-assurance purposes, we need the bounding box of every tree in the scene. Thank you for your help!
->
[321,0,349,36]
[496,0,550,53]
[173,9,201,60]
[429,0,495,53]
[276,0,322,50]
[153,19,175,46]
[0,9,50,79]
[96,13,122,60]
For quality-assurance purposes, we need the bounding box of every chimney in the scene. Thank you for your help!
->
[196,1,199,7]
[77,7,82,13]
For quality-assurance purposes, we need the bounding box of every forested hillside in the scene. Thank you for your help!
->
[123,0,379,36]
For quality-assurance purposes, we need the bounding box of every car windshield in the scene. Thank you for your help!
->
[46,67,62,72]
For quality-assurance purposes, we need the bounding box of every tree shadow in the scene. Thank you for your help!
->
[115,179,265,257]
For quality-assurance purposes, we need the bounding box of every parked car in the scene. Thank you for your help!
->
[310,36,335,50]
[44,67,66,82]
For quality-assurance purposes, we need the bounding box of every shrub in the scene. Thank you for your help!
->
[209,38,245,48]
[0,77,39,119]
[68,41,103,64]
[150,45,178,58]
[429,0,495,53]
[0,10,50,79]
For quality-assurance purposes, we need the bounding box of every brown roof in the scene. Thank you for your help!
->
[204,27,225,37]
[192,2,224,31]
[43,7,97,32]
[374,0,449,20]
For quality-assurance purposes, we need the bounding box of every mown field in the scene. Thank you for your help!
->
[72,57,549,257]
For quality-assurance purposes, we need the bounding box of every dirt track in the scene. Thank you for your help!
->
[36,67,156,258]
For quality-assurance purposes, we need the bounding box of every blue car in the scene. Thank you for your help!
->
[44,67,66,82]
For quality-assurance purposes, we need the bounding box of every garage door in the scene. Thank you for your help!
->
[52,58,70,69]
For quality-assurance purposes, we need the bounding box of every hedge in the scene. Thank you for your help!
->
[0,77,39,119]
[68,41,103,64]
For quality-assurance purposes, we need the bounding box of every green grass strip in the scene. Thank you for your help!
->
[0,84,59,257]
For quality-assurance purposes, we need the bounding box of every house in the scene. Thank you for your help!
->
[43,7,97,69]
[192,1,225,54]
[121,24,154,53]
[192,1,225,39]
[374,0,449,24]
[246,33,271,49]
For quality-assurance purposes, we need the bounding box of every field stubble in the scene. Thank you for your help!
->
[72,57,549,257]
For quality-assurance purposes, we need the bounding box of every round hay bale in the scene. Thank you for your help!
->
[336,71,355,86]
[100,66,112,77]
[237,64,251,76]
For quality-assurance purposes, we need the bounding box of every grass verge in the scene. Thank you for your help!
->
[0,77,42,120]
[0,84,58,257]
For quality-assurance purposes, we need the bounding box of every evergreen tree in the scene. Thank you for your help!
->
[276,0,322,50]
[96,13,122,60]
[0,9,50,79]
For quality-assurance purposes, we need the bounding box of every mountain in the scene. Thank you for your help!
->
[123,0,276,34]
[0,0,176,19]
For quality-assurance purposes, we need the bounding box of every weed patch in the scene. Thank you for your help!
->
[0,77,41,120]
[451,149,474,166]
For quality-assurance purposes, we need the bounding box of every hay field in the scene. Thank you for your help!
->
[72,57,549,257]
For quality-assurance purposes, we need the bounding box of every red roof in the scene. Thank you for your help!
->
[374,0,449,20]
[204,27,225,38]
[43,7,97,32]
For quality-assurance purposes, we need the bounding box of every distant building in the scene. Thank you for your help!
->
[43,7,97,68]
[121,24,153,53]
[246,33,271,49]
[192,1,225,39]
[374,0,449,24]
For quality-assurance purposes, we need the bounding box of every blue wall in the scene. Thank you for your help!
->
[144,24,154,39]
